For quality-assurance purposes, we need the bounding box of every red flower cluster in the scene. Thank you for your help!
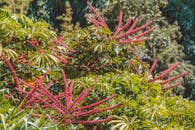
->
[1,52,120,124]
[85,2,155,45]
[18,70,119,124]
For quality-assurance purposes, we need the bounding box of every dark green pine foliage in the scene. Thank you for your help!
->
[26,0,106,29]
[164,0,195,99]
[165,0,195,62]
[27,0,58,27]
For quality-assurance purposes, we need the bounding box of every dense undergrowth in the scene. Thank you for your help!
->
[0,0,195,129]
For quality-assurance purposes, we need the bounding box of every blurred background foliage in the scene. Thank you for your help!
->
[26,0,103,30]
[164,0,195,62]
[0,0,32,14]
[164,0,195,99]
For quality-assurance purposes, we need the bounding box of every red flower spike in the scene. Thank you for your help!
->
[16,69,119,125]
[72,103,120,117]
[148,58,157,76]
[1,52,20,89]
[148,59,188,90]
[53,36,76,53]
[75,94,117,111]
[61,69,74,110]
[36,80,65,110]
[86,2,108,28]
[86,2,155,45]
[160,72,188,85]
[70,86,94,110]
[22,85,37,102]
[61,69,68,94]
[53,53,68,64]
[1,53,118,125]
[92,126,97,130]
[53,36,64,46]
[162,82,182,90]
[129,46,143,63]
[114,17,132,37]
[115,10,123,35]
[148,62,180,83]
[17,87,65,115]
[67,80,74,109]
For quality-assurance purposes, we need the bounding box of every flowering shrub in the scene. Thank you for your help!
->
[19,69,119,124]
[74,70,195,129]
[0,1,195,130]
[86,2,155,45]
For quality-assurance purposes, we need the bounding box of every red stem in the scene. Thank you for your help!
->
[69,87,93,111]
[1,52,20,88]
[162,82,181,90]
[148,62,180,83]
[148,58,158,76]
[86,2,108,28]
[160,72,188,85]
[75,94,117,111]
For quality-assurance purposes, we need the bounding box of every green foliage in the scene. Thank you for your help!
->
[0,8,55,44]
[64,25,150,78]
[74,71,195,129]
[0,9,71,91]
[0,90,58,130]
[56,1,73,32]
